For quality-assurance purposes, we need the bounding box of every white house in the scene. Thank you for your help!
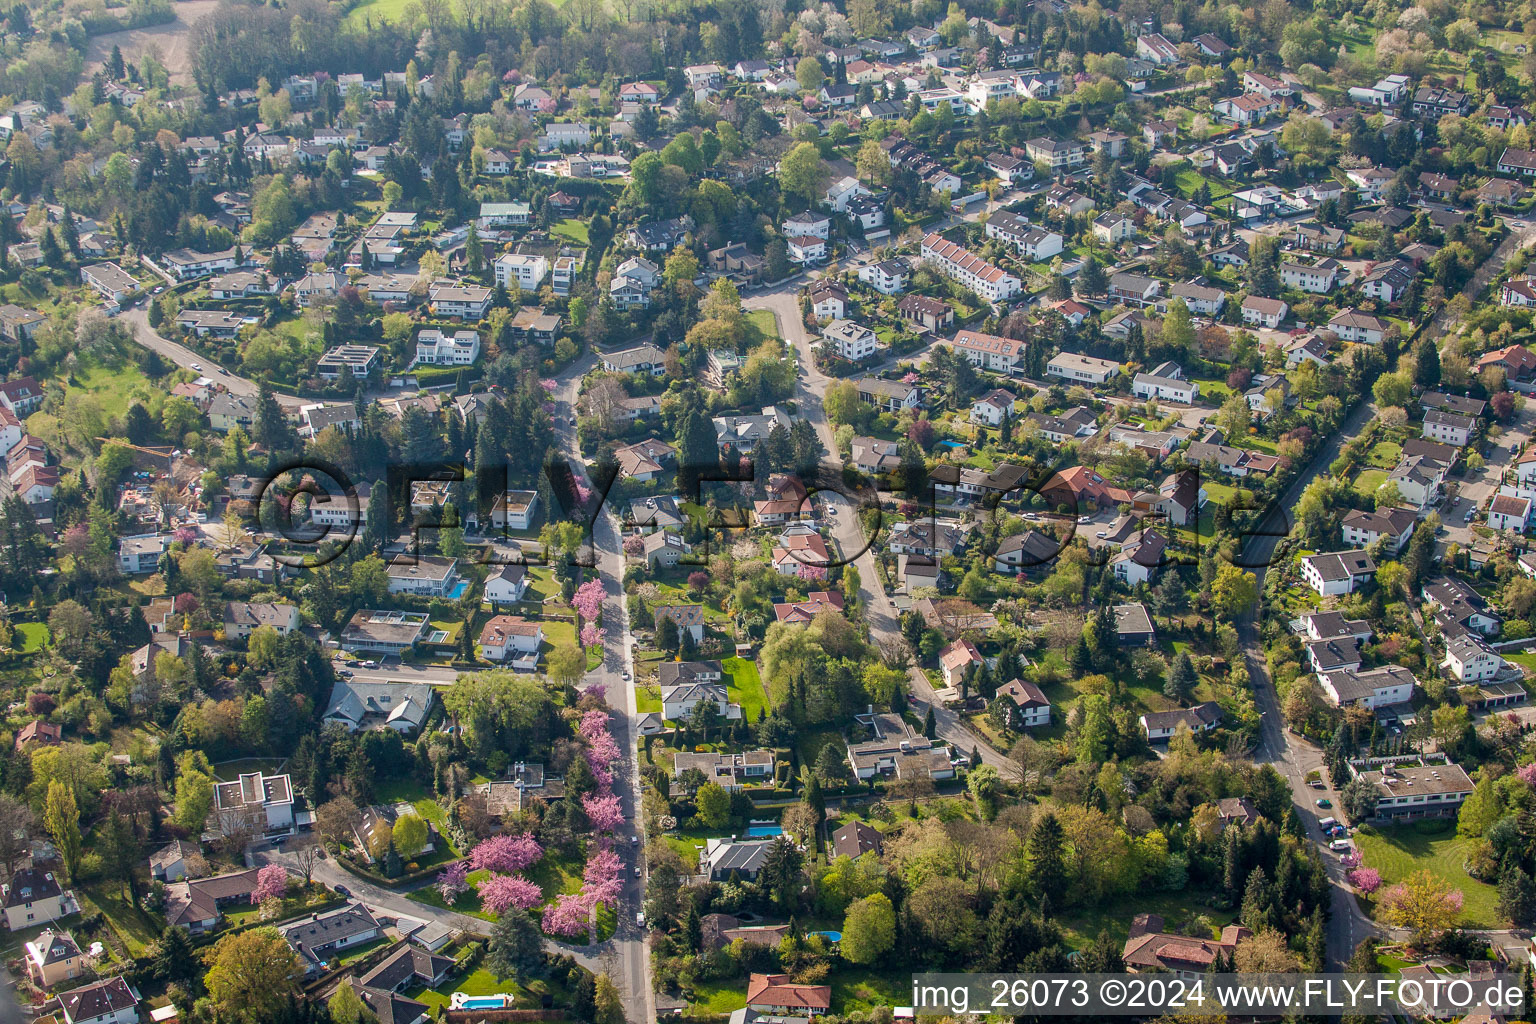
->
[1,867,76,931]
[494,252,550,290]
[782,211,831,239]
[822,319,880,361]
[213,771,296,835]
[920,233,1021,302]
[857,259,910,295]
[58,977,139,1024]
[952,329,1024,372]
[1241,295,1289,328]
[1318,665,1415,709]
[1328,308,1386,345]
[661,680,740,722]
[1489,493,1532,532]
[1132,361,1198,403]
[1300,550,1377,596]
[1280,260,1339,293]
[970,389,1016,426]
[1422,409,1475,447]
[1443,634,1504,682]
[1047,352,1120,384]
[415,329,481,365]
[479,615,543,669]
[1340,507,1417,554]
[1140,702,1223,741]
[385,555,461,597]
[996,678,1051,728]
[786,235,828,264]
[484,563,530,605]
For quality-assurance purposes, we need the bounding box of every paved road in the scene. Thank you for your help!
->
[1238,394,1380,967]
[551,357,655,1024]
[1237,214,1536,966]
[118,304,307,408]
[744,289,1013,771]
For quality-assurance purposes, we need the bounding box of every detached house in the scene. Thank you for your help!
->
[1301,550,1377,596]
[2,867,75,930]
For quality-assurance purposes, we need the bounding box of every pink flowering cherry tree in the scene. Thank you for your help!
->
[435,861,469,905]
[542,892,594,938]
[468,833,543,874]
[1347,867,1381,894]
[582,792,624,833]
[478,874,543,915]
[251,864,288,905]
[1519,762,1536,787]
[573,579,605,624]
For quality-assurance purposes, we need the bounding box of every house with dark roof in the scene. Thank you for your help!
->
[57,976,139,1024]
[163,868,262,932]
[24,927,84,989]
[701,837,775,881]
[1115,603,1157,646]
[830,821,884,860]
[1140,701,1223,741]
[279,902,383,975]
[996,678,1051,729]
[360,945,454,993]
[994,529,1061,576]
[2,866,74,930]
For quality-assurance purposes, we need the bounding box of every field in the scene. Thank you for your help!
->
[745,308,781,346]
[1354,824,1500,928]
[65,359,157,419]
[722,656,769,721]
[344,0,417,27]
[551,219,590,247]
[82,0,220,84]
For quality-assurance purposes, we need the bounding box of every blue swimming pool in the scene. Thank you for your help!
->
[455,996,508,1010]
[745,824,783,837]
[446,581,469,599]
[815,930,842,941]
[936,440,964,450]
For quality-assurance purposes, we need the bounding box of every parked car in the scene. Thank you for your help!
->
[1309,780,1325,789]
[1315,798,1332,808]
[333,885,352,898]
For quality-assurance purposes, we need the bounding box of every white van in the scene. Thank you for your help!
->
[1329,839,1353,853]
[1318,817,1337,830]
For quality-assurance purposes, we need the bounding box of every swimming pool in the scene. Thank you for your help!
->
[745,824,783,837]
[815,930,842,941]
[451,995,510,1010]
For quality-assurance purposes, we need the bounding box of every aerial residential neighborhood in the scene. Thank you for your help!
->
[1,0,1536,1019]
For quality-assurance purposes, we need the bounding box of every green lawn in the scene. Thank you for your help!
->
[551,219,589,246]
[636,684,661,714]
[722,656,769,721]
[1368,441,1403,469]
[343,0,415,26]
[80,881,160,955]
[211,757,286,781]
[375,779,462,857]
[65,359,156,419]
[407,967,565,1010]
[1353,469,1388,494]
[409,867,492,919]
[14,622,48,652]
[1354,824,1500,927]
[1057,891,1235,950]
[745,308,781,346]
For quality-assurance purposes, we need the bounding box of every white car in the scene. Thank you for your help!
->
[190,363,202,372]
